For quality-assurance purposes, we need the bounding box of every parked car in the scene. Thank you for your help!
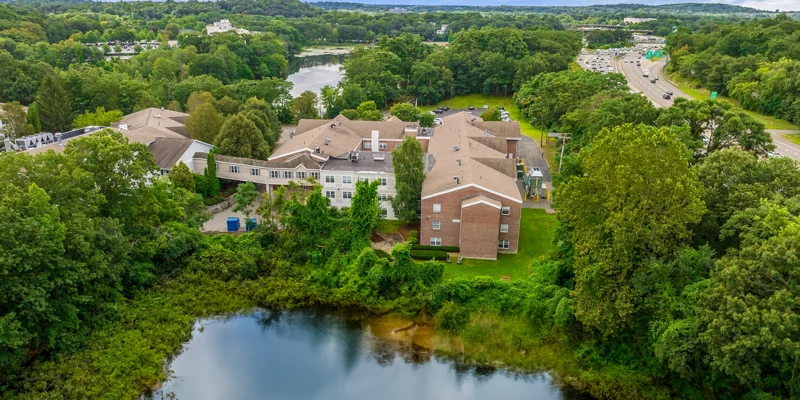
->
[468,105,475,110]
[433,118,443,125]
[441,106,451,111]
[433,108,444,114]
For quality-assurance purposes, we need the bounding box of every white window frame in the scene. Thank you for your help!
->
[342,191,353,199]
[325,190,335,199]
[433,203,441,213]
[500,224,509,233]
[359,177,368,182]
[270,170,280,178]
[378,178,387,186]
[379,142,388,150]
[378,193,388,201]
[342,175,353,184]
[296,171,306,179]
[432,221,440,230]
[501,206,511,216]
[498,240,510,249]
[325,175,335,183]
[430,237,442,246]
[250,168,260,176]
[283,171,293,179]
[364,141,372,149]
[229,165,240,174]
[310,171,320,180]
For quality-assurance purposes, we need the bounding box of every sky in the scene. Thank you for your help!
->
[309,0,800,12]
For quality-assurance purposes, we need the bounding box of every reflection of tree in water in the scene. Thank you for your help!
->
[288,54,346,75]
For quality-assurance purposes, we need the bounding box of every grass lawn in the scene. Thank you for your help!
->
[442,208,557,281]
[420,94,560,169]
[785,134,800,146]
[664,71,800,131]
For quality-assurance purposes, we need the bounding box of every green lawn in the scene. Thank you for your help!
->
[664,71,800,131]
[421,94,559,169]
[785,134,800,146]
[443,208,557,281]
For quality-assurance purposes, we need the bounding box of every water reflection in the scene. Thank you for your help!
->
[287,54,345,98]
[145,309,592,400]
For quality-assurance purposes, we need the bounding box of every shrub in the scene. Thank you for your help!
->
[435,301,471,333]
[407,230,418,244]
[193,173,209,196]
[410,249,448,260]
[203,195,224,206]
[411,244,459,252]
[374,249,392,259]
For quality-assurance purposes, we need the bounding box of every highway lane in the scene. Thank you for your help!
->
[616,52,690,108]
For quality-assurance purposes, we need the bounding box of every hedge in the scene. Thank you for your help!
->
[410,250,449,260]
[411,244,460,252]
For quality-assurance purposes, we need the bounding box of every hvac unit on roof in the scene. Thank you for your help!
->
[373,152,385,161]
[350,152,359,162]
[453,145,459,152]
[324,138,331,145]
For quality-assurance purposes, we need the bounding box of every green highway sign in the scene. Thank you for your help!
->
[655,49,663,58]
[711,91,718,99]
[646,50,653,60]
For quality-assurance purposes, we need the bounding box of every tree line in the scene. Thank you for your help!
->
[667,14,800,123]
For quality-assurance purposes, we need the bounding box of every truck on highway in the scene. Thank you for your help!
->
[643,70,650,78]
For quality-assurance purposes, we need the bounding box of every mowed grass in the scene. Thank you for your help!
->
[664,71,800,131]
[420,94,559,169]
[443,208,557,281]
[785,134,800,146]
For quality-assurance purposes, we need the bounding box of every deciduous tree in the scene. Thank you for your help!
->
[391,137,425,222]
[214,113,271,160]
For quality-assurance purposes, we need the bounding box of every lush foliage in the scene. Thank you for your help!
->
[391,137,425,222]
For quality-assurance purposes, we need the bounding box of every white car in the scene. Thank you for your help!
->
[433,118,443,125]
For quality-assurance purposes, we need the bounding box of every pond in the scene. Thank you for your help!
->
[145,309,592,400]
[287,54,346,98]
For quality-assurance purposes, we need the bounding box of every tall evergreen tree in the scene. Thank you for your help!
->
[26,104,41,133]
[391,137,425,221]
[205,152,220,196]
[34,74,72,133]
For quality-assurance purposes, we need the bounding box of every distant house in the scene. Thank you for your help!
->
[436,24,448,35]
[389,7,408,13]
[206,19,252,35]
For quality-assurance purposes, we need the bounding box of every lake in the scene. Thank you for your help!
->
[287,54,346,98]
[144,309,592,400]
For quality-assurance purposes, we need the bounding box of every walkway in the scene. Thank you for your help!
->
[517,135,554,212]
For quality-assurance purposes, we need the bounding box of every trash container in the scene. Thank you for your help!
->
[245,218,257,232]
[226,217,240,232]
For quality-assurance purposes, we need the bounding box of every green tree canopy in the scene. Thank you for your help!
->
[35,73,72,132]
[72,106,123,128]
[391,136,425,222]
[390,103,421,122]
[169,161,195,193]
[185,102,222,144]
[214,113,271,160]
[292,90,319,122]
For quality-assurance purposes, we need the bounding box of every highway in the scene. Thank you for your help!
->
[614,52,690,108]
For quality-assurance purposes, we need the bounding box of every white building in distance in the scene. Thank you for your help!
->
[206,19,251,35]
[623,18,657,24]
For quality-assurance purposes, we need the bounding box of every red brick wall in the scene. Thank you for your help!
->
[460,202,501,259]
[361,140,401,152]
[507,140,518,158]
[420,187,521,258]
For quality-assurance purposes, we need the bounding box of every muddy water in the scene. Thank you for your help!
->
[144,309,591,400]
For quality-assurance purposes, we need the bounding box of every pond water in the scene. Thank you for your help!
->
[287,54,346,98]
[145,309,592,400]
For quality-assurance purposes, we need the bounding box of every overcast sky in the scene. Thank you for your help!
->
[312,0,800,12]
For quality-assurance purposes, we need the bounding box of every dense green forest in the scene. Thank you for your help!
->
[667,14,800,123]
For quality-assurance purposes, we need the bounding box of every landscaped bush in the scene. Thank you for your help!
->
[411,244,460,252]
[203,195,224,206]
[410,249,448,260]
[374,249,392,259]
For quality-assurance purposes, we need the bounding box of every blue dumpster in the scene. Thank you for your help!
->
[226,217,240,232]
[245,218,257,231]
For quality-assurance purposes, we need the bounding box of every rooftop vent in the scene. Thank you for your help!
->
[373,152,386,161]
[453,176,460,184]
[330,123,336,129]
[324,138,331,145]
[453,145,459,152]
[315,145,320,154]
[350,152,359,162]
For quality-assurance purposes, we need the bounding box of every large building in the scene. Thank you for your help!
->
[192,111,523,259]
[205,19,252,35]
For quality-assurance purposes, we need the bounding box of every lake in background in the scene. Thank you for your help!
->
[287,54,346,98]
[144,309,593,400]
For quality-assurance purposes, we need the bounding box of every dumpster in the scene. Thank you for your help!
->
[245,218,257,231]
[226,217,240,232]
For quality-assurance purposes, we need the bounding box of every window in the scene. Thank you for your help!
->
[283,171,293,179]
[432,221,440,230]
[379,142,388,150]
[229,165,240,174]
[378,194,388,201]
[342,176,352,184]
[161,169,170,175]
[310,171,320,180]
[433,203,441,213]
[430,237,442,246]
[359,177,368,182]
[501,206,511,216]
[364,142,372,149]
[381,208,388,217]
[378,178,387,186]
[498,240,510,249]
[296,171,306,179]
[342,191,353,199]
[500,224,509,233]
[270,170,280,178]
[325,175,335,183]
[325,190,335,199]
[250,168,260,176]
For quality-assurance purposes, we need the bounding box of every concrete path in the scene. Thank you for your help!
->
[202,197,262,233]
[517,135,554,212]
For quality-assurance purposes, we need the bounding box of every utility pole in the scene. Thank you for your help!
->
[559,134,570,172]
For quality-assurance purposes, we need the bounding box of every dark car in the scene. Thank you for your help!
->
[662,93,672,100]
[433,108,444,114]
[468,105,475,110]
[667,91,674,96]
[441,106,451,111]
[651,79,657,83]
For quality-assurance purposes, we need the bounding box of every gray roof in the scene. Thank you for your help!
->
[194,152,321,170]
[323,151,394,173]
[148,137,194,169]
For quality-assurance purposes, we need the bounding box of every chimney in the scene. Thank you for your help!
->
[371,130,379,152]
[56,133,63,146]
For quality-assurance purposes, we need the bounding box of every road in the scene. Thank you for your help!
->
[614,53,690,108]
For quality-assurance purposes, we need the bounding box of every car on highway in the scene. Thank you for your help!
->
[662,93,672,100]
[468,105,475,110]
[667,91,673,96]
[651,79,657,83]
